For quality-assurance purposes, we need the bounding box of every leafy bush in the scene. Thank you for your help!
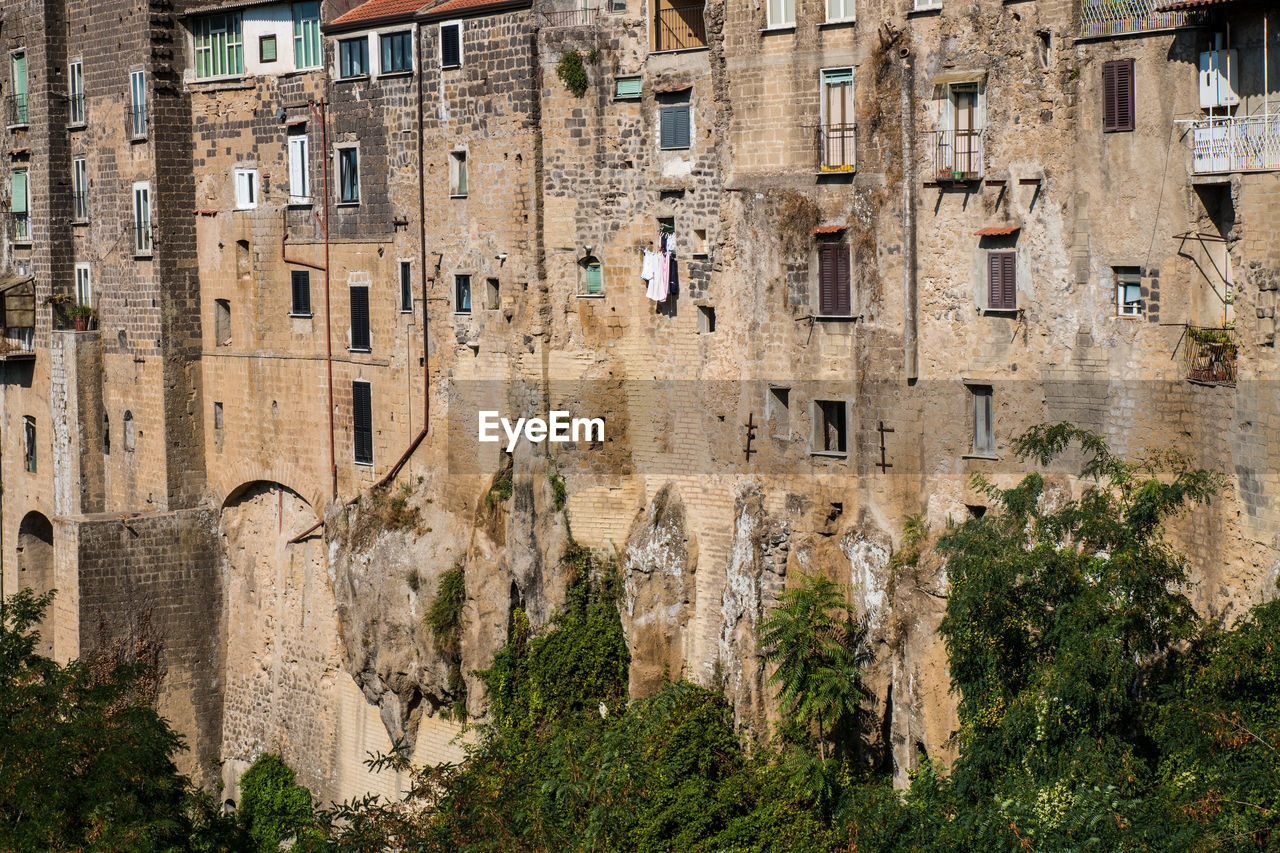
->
[237,753,318,851]
[556,51,588,97]
[427,564,468,717]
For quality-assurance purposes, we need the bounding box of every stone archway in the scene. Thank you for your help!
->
[16,511,54,655]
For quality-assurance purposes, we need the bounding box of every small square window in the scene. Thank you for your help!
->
[1115,266,1143,317]
[697,304,715,333]
[812,400,847,455]
[454,274,472,313]
[615,76,642,99]
[768,387,790,439]
[260,34,277,62]
[449,150,468,197]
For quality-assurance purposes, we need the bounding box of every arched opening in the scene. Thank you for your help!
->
[16,511,54,655]
[123,410,136,452]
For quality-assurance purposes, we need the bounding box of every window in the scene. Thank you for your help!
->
[615,76,642,99]
[485,277,500,310]
[338,147,360,203]
[288,133,310,202]
[339,37,369,78]
[353,381,373,464]
[75,264,92,306]
[123,410,136,452]
[660,101,690,150]
[768,387,790,438]
[12,169,30,242]
[381,31,412,74]
[23,416,36,473]
[400,261,414,312]
[820,69,855,171]
[68,59,84,125]
[193,13,244,79]
[1036,31,1051,71]
[103,412,110,454]
[449,150,468,197]
[215,299,231,345]
[260,34,278,63]
[817,236,851,316]
[579,257,602,295]
[986,250,1016,311]
[350,285,371,350]
[697,304,716,333]
[440,22,462,68]
[291,270,311,315]
[826,0,854,23]
[767,0,794,27]
[213,401,224,431]
[10,51,28,125]
[234,168,258,209]
[812,400,847,455]
[129,69,147,137]
[608,0,626,11]
[914,0,942,9]
[72,157,88,221]
[1115,266,1143,317]
[1102,58,1135,133]
[970,385,995,456]
[454,274,472,313]
[293,2,321,69]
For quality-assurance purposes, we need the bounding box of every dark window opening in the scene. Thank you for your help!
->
[353,381,373,464]
[440,23,461,68]
[339,37,369,78]
[291,270,311,315]
[214,401,224,430]
[23,416,36,473]
[970,385,994,456]
[698,304,715,333]
[400,261,413,312]
[813,400,847,455]
[454,274,472,313]
[123,410,136,452]
[215,299,231,345]
[350,286,370,350]
[486,277,500,310]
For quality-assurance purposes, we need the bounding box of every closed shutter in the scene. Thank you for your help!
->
[615,77,642,99]
[661,105,690,149]
[1103,59,1134,132]
[818,240,850,316]
[291,270,310,315]
[350,286,370,350]
[441,24,461,67]
[352,382,373,464]
[835,242,851,315]
[585,262,603,293]
[11,171,27,213]
[987,251,1016,310]
[288,135,309,199]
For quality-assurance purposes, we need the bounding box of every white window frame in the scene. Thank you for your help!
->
[129,68,147,138]
[133,181,152,256]
[913,0,942,9]
[766,0,795,29]
[449,149,468,197]
[288,134,311,203]
[337,144,360,204]
[72,156,88,221]
[234,167,259,210]
[1116,268,1143,317]
[75,263,92,306]
[68,58,85,125]
[825,0,855,23]
[440,21,463,68]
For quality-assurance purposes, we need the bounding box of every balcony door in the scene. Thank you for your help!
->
[949,83,980,175]
[821,69,855,171]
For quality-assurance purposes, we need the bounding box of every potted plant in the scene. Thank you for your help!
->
[46,293,74,330]
[68,303,97,332]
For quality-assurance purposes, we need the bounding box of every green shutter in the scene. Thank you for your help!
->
[11,171,27,214]
[585,263,603,293]
[615,77,641,99]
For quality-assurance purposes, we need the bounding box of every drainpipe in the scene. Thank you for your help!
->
[308,99,337,502]
[900,46,919,382]
[417,21,430,435]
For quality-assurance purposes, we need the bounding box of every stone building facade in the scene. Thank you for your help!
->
[1,0,1277,802]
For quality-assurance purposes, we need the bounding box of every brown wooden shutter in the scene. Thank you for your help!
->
[988,251,1016,310]
[1103,59,1135,132]
[835,242,851,316]
[987,252,1003,308]
[819,242,837,315]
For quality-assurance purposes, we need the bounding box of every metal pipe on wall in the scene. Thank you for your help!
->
[308,99,337,502]
[900,46,919,382]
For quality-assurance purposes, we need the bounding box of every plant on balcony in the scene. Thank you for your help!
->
[556,51,589,98]
[68,303,97,331]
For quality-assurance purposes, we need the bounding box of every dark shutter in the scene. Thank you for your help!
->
[441,24,460,68]
[291,270,311,315]
[350,286,370,350]
[835,241,851,315]
[988,251,1016,310]
[352,382,373,464]
[1103,59,1134,132]
[817,239,850,316]
[661,105,690,149]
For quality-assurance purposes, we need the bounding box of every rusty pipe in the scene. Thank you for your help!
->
[309,99,337,502]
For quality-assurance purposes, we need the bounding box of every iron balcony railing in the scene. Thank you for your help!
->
[6,94,28,126]
[653,2,707,51]
[13,213,31,242]
[1190,114,1280,174]
[1183,326,1237,386]
[1080,0,1189,38]
[128,104,148,138]
[132,221,153,256]
[927,128,984,182]
[73,191,88,222]
[68,93,85,125]
[0,326,35,358]
[817,123,856,172]
[541,6,597,26]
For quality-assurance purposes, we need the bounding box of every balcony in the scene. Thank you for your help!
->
[128,105,148,139]
[1080,0,1189,38]
[926,128,984,183]
[1190,114,1280,174]
[0,273,36,363]
[131,222,153,257]
[1183,326,1237,386]
[541,6,597,26]
[653,1,706,52]
[0,326,35,361]
[5,94,28,126]
[816,123,856,173]
[12,213,31,243]
[68,93,85,126]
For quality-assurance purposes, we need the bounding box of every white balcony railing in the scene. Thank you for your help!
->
[1080,0,1189,38]
[1191,114,1280,174]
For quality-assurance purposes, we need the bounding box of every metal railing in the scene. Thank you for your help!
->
[927,128,984,181]
[128,105,148,138]
[6,94,28,126]
[1190,114,1280,174]
[73,191,88,222]
[69,94,85,125]
[654,2,707,51]
[1183,326,1237,386]
[0,326,35,356]
[132,221,153,256]
[13,213,31,242]
[817,123,856,172]
[1080,0,1189,38]
[541,6,597,26]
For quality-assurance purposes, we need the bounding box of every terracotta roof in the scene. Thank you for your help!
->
[810,225,847,234]
[328,0,430,29]
[417,0,531,21]
[1156,0,1236,9]
[974,225,1020,236]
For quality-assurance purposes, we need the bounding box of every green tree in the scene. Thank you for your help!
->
[237,753,320,851]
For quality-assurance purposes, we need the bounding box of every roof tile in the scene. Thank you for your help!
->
[329,0,429,28]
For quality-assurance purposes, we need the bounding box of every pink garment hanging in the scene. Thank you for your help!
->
[657,251,671,301]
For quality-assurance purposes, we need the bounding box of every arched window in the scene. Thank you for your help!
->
[123,410,136,452]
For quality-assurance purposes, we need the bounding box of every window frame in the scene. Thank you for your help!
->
[1102,58,1135,133]
[1115,266,1143,317]
[352,380,374,466]
[292,1,322,70]
[133,181,152,257]
[440,21,463,69]
[233,167,259,210]
[825,0,855,24]
[454,273,472,314]
[379,30,414,75]
[615,76,642,100]
[75,263,92,306]
[349,284,371,351]
[985,249,1017,312]
[291,269,312,316]
[68,58,85,126]
[399,260,414,313]
[659,103,691,150]
[129,68,147,139]
[819,67,856,172]
[968,384,996,458]
[810,399,848,457]
[11,168,30,242]
[288,133,311,203]
[260,34,278,63]
[766,0,795,28]
[337,145,361,205]
[815,234,853,317]
[338,36,370,79]
[23,415,36,473]
[449,149,468,197]
[192,12,245,80]
[72,156,89,222]
[10,50,28,126]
